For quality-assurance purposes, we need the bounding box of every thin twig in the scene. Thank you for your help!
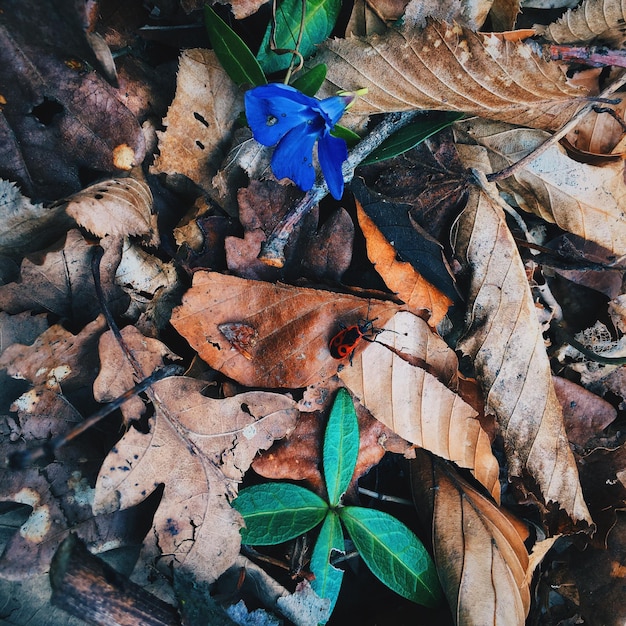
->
[487,71,626,183]
[8,364,182,469]
[258,109,422,267]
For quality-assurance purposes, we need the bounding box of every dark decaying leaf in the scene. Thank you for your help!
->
[0,2,145,201]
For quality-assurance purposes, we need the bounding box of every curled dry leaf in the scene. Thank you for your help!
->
[65,177,158,246]
[411,450,531,626]
[355,196,454,327]
[316,19,587,131]
[340,311,500,500]
[151,49,241,193]
[454,120,626,257]
[93,376,298,585]
[453,185,591,524]
[170,271,401,388]
[93,326,180,424]
[535,0,626,46]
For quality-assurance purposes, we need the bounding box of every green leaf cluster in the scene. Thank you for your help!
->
[232,388,443,621]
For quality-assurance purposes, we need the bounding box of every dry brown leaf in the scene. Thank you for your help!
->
[536,0,626,45]
[0,230,128,325]
[411,450,531,625]
[454,120,626,257]
[93,376,298,584]
[453,184,591,524]
[0,386,148,581]
[93,326,180,424]
[553,376,617,447]
[65,177,158,246]
[170,271,401,388]
[0,315,107,391]
[151,49,241,192]
[403,0,492,31]
[355,198,453,327]
[316,19,588,131]
[340,311,500,500]
[0,180,73,257]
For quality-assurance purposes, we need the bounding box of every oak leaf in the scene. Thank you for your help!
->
[316,19,588,131]
[170,271,401,388]
[411,450,531,626]
[453,184,591,524]
[93,377,298,584]
[339,311,500,499]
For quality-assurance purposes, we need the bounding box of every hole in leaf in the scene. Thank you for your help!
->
[31,97,64,125]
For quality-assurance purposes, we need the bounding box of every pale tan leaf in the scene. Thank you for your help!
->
[404,0,493,30]
[316,20,588,131]
[65,177,158,246]
[452,185,591,524]
[411,451,530,626]
[454,120,626,257]
[0,179,72,257]
[93,377,298,584]
[536,0,626,45]
[151,49,241,192]
[340,311,500,500]
[93,326,180,423]
[170,271,401,388]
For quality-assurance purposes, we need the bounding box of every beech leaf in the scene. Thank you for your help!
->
[233,483,328,545]
[452,184,592,524]
[170,271,401,388]
[93,377,298,584]
[316,19,588,131]
[339,311,501,500]
[454,120,626,256]
[411,451,532,625]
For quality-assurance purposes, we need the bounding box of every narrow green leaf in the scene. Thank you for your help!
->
[323,388,359,507]
[360,112,465,165]
[290,64,327,96]
[233,483,327,545]
[310,511,344,621]
[204,4,267,87]
[256,0,341,74]
[339,506,443,607]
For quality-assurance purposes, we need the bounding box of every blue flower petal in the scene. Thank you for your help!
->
[271,123,319,192]
[245,84,320,146]
[318,94,353,127]
[317,132,348,199]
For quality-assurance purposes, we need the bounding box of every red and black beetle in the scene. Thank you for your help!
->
[329,318,380,361]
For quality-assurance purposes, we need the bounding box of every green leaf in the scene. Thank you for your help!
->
[331,124,361,146]
[290,64,327,96]
[323,388,359,507]
[233,483,328,545]
[339,506,443,607]
[204,4,267,87]
[310,511,344,620]
[256,0,341,74]
[360,112,465,165]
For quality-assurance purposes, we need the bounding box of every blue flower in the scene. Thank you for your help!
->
[245,83,354,200]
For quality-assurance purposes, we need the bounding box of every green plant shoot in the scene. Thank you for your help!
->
[232,387,443,622]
